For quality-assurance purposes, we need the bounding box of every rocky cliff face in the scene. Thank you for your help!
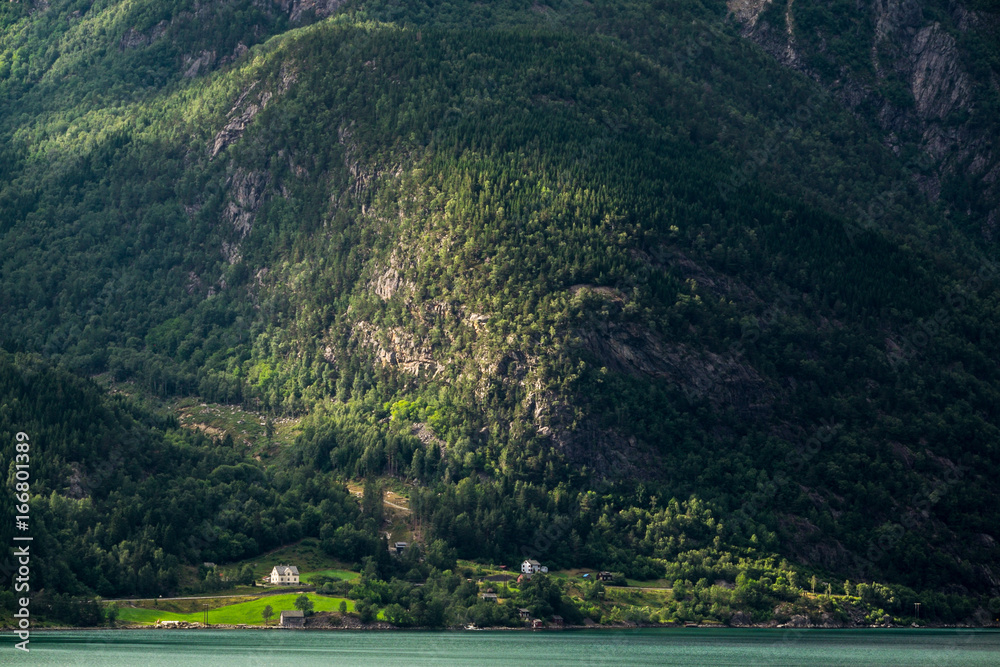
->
[730,0,1000,236]
[272,0,345,23]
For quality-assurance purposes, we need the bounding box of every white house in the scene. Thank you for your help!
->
[521,559,548,575]
[269,565,300,585]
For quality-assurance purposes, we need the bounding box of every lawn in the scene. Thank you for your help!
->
[115,593,355,626]
[299,569,360,584]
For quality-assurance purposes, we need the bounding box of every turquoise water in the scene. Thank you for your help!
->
[2,629,998,665]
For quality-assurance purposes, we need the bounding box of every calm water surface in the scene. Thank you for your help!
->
[3,628,999,666]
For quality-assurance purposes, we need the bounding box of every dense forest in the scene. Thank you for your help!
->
[1,0,999,627]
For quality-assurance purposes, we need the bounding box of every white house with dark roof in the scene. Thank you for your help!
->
[269,565,300,585]
[521,559,548,575]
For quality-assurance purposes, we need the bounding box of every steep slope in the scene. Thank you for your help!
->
[1,0,998,616]
[0,349,359,609]
[729,0,1000,239]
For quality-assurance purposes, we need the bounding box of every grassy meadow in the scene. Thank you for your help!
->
[115,593,355,626]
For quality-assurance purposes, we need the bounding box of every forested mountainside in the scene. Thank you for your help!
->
[730,0,1000,236]
[2,0,1000,626]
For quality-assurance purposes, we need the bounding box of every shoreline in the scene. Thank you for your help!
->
[18,622,1000,632]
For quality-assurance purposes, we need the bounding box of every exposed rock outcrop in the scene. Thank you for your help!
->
[119,21,168,51]
[273,0,346,22]
[222,169,269,241]
[731,0,1000,239]
[183,49,217,78]
[910,24,972,122]
[411,422,447,450]
[289,0,346,23]
[372,267,403,300]
[353,322,443,376]
[578,324,773,415]
[728,611,753,627]
[211,62,297,160]
[212,83,272,158]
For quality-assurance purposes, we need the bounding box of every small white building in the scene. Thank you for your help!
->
[521,559,547,575]
[269,565,300,585]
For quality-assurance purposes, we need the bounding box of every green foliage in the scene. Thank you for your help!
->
[0,0,998,628]
[105,603,120,627]
[294,593,314,615]
[0,351,359,599]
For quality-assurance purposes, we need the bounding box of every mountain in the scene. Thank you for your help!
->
[731,0,1000,233]
[1,0,999,625]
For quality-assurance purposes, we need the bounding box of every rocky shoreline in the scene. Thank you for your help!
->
[23,619,998,632]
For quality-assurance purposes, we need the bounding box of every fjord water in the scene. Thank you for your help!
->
[5,629,999,666]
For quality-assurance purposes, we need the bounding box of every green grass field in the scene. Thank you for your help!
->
[299,569,360,584]
[115,593,355,626]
